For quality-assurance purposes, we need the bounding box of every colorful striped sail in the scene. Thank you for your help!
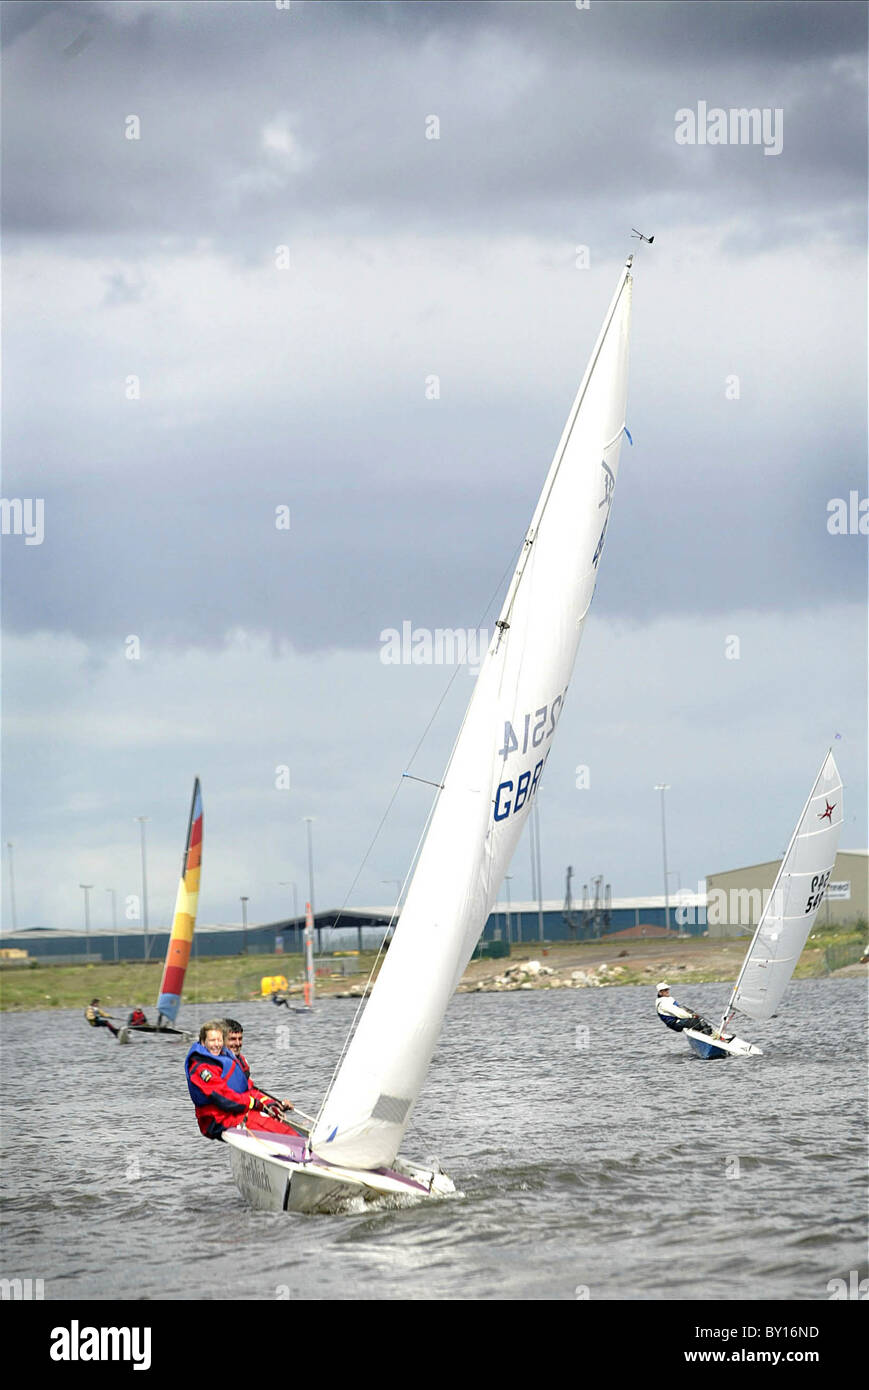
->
[156,778,203,1024]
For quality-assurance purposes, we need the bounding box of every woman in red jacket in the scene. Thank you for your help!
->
[185,1021,299,1141]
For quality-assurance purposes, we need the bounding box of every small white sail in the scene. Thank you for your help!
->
[311,261,635,1170]
[725,750,843,1025]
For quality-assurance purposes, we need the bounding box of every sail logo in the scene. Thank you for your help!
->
[380,623,490,673]
[674,103,783,156]
[49,1321,151,1370]
[0,498,44,545]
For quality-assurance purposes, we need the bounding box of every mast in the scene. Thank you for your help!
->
[494,258,633,637]
[311,260,635,1171]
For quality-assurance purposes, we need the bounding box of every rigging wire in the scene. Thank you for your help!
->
[307,547,523,1143]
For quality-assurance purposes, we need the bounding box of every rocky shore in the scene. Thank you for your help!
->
[458,958,628,991]
[325,934,865,999]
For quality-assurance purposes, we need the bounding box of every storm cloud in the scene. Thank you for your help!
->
[2,1,865,927]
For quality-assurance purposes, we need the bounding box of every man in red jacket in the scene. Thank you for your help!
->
[222,1017,297,1123]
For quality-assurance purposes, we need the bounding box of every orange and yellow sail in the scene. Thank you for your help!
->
[157,778,203,1024]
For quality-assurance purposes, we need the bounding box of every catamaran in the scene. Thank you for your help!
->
[119,777,203,1043]
[223,253,638,1211]
[684,750,843,1059]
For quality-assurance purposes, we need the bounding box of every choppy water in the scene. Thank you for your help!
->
[1,978,866,1302]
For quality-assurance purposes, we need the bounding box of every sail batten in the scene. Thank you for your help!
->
[156,778,203,1024]
[311,264,634,1171]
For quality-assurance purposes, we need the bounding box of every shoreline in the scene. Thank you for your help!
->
[332,935,866,998]
[1,935,864,1012]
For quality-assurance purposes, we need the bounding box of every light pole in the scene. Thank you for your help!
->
[135,816,150,960]
[654,784,671,932]
[106,887,118,962]
[79,883,93,958]
[279,881,299,952]
[533,800,544,942]
[303,817,318,951]
[240,896,249,955]
[529,816,538,912]
[6,842,17,932]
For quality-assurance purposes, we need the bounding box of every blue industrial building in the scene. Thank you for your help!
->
[0,895,706,964]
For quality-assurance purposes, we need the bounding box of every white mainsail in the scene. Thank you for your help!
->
[723,750,843,1027]
[311,260,635,1170]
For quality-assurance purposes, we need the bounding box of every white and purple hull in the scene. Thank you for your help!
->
[222,1127,455,1214]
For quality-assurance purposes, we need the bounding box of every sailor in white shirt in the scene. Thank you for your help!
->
[655,981,706,1033]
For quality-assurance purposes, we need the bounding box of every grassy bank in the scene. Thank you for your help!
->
[0,953,376,1013]
[0,925,863,1012]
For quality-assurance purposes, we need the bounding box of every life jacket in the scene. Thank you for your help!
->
[85,1005,99,1025]
[184,1042,247,1107]
[184,1043,255,1141]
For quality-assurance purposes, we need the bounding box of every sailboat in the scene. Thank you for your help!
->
[223,254,636,1211]
[118,777,203,1043]
[684,750,843,1059]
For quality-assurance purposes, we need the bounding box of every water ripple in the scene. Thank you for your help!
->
[1,978,866,1300]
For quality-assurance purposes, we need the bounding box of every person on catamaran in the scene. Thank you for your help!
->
[185,1021,301,1142]
[222,1017,295,1119]
[85,999,119,1037]
[127,1006,148,1027]
[655,983,716,1036]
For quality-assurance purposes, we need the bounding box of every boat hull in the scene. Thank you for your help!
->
[117,1023,191,1045]
[684,1028,762,1059]
[222,1127,455,1214]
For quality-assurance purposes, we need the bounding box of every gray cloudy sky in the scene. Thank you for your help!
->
[2,0,866,934]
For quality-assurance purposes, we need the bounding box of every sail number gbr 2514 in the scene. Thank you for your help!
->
[493,692,566,822]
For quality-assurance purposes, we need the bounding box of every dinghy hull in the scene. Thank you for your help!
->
[223,1127,455,1214]
[118,1023,192,1045]
[684,1028,762,1059]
